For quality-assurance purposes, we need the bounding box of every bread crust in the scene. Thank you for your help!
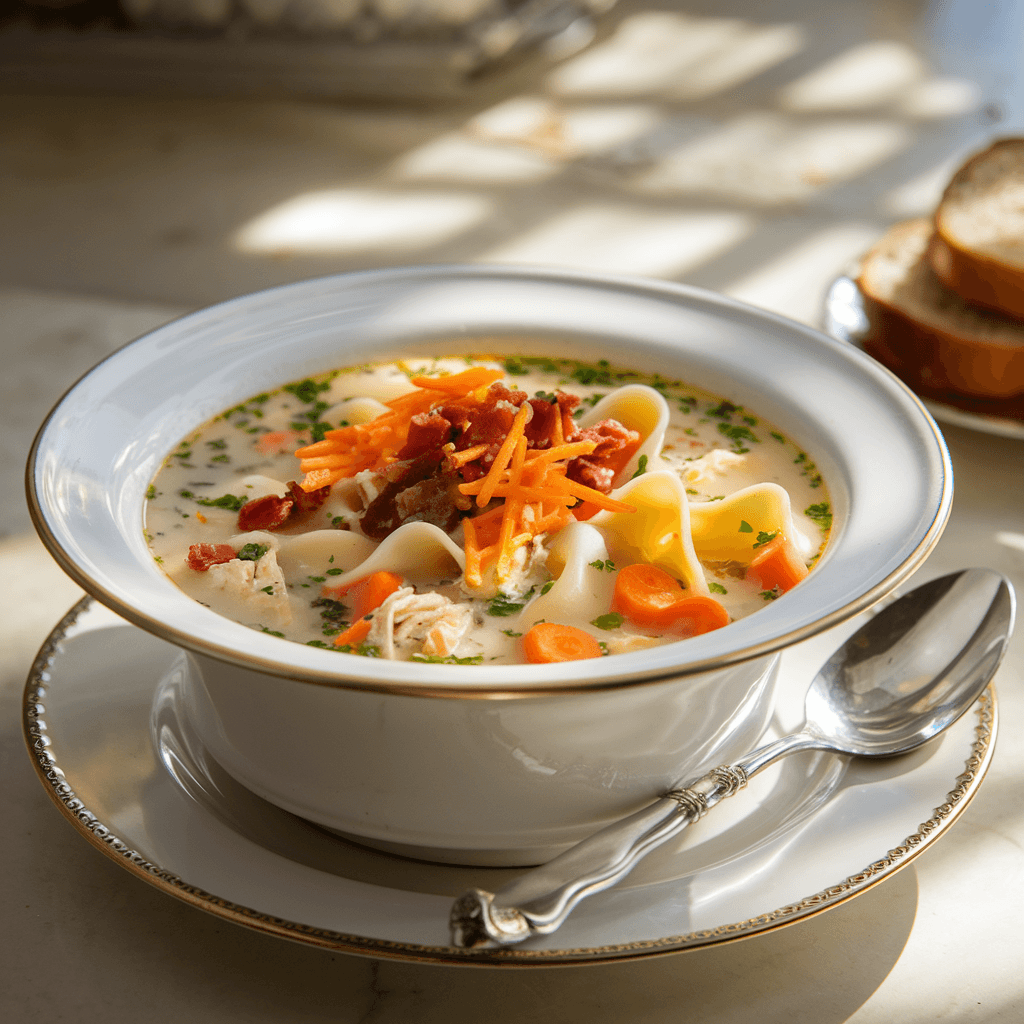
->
[931,138,1024,318]
[857,219,1024,402]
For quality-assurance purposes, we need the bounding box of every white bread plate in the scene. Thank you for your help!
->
[27,266,951,865]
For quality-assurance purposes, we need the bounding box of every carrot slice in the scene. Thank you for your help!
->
[330,570,405,619]
[523,623,604,663]
[333,617,372,649]
[612,563,688,630]
[664,595,731,637]
[747,537,809,593]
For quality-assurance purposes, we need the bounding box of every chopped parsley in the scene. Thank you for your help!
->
[237,543,269,562]
[260,627,285,637]
[760,588,782,601]
[197,493,248,511]
[708,582,728,594]
[502,629,523,638]
[752,530,778,549]
[591,612,624,630]
[805,501,833,530]
[540,580,554,595]
[336,642,381,658]
[261,586,275,595]
[145,485,157,500]
[588,559,616,572]
[630,454,649,479]
[486,589,534,616]
[738,520,753,533]
[410,653,485,665]
[284,378,330,404]
[718,422,759,450]
[502,357,529,376]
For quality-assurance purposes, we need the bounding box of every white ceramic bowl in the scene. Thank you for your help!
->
[28,267,951,865]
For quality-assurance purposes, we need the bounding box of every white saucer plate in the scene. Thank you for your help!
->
[823,274,1024,441]
[23,598,996,966]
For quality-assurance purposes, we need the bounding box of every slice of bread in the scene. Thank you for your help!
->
[931,138,1024,318]
[856,217,1024,405]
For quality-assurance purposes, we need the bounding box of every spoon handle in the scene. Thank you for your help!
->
[450,734,817,948]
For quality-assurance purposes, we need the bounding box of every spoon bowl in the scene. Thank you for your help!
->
[804,569,1012,758]
[452,567,1015,947]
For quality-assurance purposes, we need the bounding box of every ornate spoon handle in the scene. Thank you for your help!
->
[450,732,820,948]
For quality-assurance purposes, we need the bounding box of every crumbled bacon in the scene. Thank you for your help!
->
[567,419,641,494]
[187,543,238,571]
[238,493,294,531]
[360,453,462,541]
[287,480,330,517]
[399,412,453,459]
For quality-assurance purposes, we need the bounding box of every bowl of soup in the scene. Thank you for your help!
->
[27,266,951,865]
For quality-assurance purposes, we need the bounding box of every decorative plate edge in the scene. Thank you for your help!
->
[21,597,998,967]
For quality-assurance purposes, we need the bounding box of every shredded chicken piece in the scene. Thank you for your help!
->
[366,587,473,660]
[206,547,292,627]
[683,448,747,486]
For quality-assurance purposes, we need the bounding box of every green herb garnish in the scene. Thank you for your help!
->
[630,454,648,479]
[805,501,833,530]
[236,543,269,562]
[486,589,534,616]
[284,378,330,404]
[752,530,778,549]
[708,582,727,594]
[197,493,248,511]
[410,653,485,665]
[591,612,624,630]
[738,520,753,533]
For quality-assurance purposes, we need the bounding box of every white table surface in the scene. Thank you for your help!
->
[3,1,1024,1019]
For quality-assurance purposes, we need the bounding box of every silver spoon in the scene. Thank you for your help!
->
[450,567,1014,948]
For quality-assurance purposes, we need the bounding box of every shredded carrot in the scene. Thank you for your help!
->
[475,403,531,509]
[448,444,490,468]
[333,617,372,649]
[409,367,504,394]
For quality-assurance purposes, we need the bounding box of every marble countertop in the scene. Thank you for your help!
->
[4,1,1024,1019]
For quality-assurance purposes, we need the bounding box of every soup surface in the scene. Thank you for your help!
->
[145,354,831,665]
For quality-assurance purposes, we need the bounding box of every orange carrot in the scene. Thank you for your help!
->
[333,617,372,649]
[327,570,405,619]
[664,595,731,637]
[409,367,504,394]
[475,402,531,508]
[612,564,688,630]
[523,623,604,663]
[747,537,809,593]
[256,429,301,455]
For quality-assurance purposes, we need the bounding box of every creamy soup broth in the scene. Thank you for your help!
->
[145,354,831,665]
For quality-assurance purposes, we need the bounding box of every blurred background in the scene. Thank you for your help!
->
[4,2,1024,1021]
[2,0,1018,536]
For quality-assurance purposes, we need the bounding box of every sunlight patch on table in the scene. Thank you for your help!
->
[391,134,559,183]
[898,77,983,118]
[478,206,754,277]
[721,223,882,325]
[633,114,913,206]
[466,96,662,159]
[778,40,925,111]
[546,12,805,101]
[233,188,492,254]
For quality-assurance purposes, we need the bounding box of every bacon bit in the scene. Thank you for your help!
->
[187,543,237,571]
[400,412,452,459]
[238,493,294,531]
[287,480,329,517]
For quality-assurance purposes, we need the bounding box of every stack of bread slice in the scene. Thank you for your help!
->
[856,138,1024,419]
